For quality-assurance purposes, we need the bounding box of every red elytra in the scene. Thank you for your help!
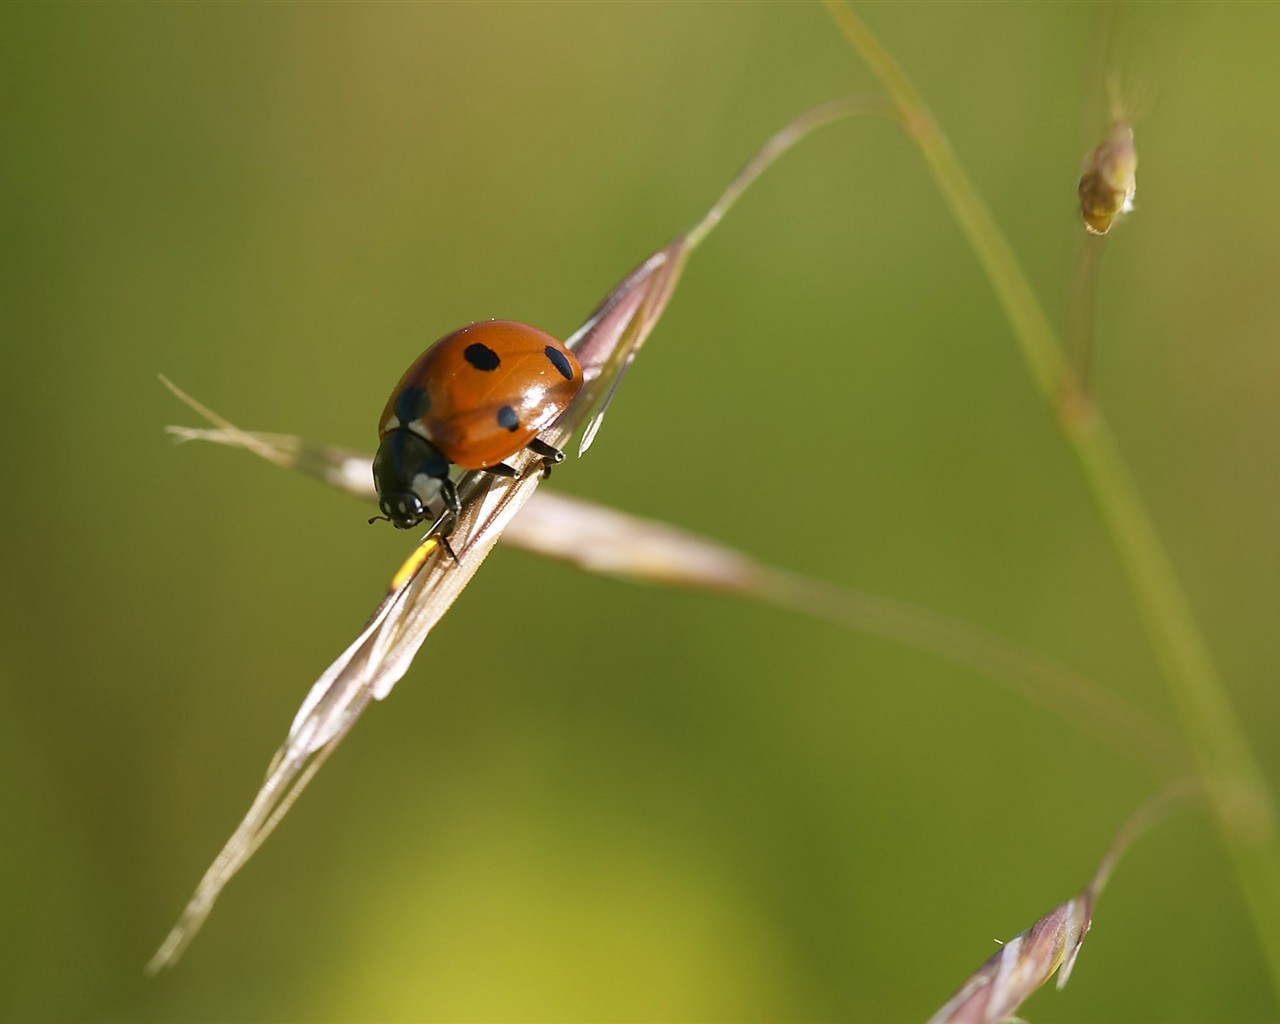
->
[380,320,583,470]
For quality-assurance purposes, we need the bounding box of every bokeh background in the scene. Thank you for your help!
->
[4,3,1279,1021]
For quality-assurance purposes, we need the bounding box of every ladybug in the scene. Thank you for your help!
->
[372,320,584,540]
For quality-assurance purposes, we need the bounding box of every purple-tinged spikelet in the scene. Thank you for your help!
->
[928,890,1093,1024]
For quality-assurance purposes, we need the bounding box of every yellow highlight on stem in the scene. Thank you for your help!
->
[390,538,438,591]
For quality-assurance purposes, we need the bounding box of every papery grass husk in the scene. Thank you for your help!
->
[928,892,1094,1024]
[147,95,883,973]
[928,785,1194,1024]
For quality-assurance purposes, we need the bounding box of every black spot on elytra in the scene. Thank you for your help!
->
[544,345,574,381]
[394,386,431,423]
[497,405,520,432]
[464,342,501,371]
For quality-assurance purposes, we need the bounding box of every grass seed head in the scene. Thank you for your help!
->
[1078,118,1137,235]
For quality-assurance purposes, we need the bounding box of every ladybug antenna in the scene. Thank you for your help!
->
[368,513,391,526]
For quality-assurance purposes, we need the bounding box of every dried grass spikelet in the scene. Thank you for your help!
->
[928,891,1094,1024]
[147,95,885,973]
[1078,92,1138,236]
[928,785,1193,1024]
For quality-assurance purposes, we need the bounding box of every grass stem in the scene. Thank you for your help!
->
[825,1,1280,997]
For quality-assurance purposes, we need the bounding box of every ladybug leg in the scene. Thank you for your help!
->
[432,527,458,563]
[423,478,460,562]
[480,439,564,483]
[527,437,565,479]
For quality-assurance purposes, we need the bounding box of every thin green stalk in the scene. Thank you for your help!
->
[684,94,895,251]
[825,0,1280,996]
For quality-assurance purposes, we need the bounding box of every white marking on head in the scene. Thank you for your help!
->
[410,473,445,512]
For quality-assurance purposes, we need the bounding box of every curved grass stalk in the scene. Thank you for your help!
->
[824,0,1280,994]
[683,94,895,251]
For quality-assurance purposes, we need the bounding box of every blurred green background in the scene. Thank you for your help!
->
[4,3,1279,1021]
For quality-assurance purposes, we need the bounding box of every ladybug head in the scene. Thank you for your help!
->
[372,429,450,530]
